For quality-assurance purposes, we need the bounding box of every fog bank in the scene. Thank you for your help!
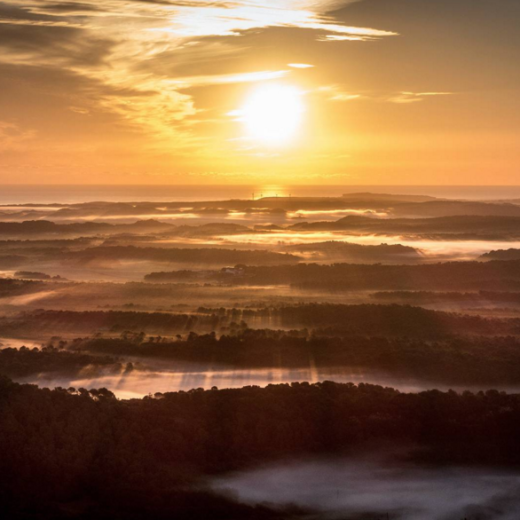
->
[213,457,520,519]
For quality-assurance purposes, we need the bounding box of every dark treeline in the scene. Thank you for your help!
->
[0,219,250,240]
[4,214,520,245]
[4,304,518,338]
[1,379,520,518]
[0,310,225,336]
[271,304,513,334]
[14,271,65,281]
[282,241,421,262]
[63,246,299,266]
[196,304,519,336]
[0,220,116,236]
[481,249,520,261]
[14,271,52,280]
[0,194,432,221]
[0,277,43,297]
[0,220,174,237]
[0,346,123,378]
[0,238,96,248]
[192,260,520,291]
[291,215,520,239]
[0,240,97,259]
[391,200,520,218]
[78,331,520,385]
[5,196,520,221]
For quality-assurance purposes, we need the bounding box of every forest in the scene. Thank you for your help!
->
[59,332,520,385]
[176,260,520,291]
[2,193,520,518]
[2,304,518,338]
[1,377,520,519]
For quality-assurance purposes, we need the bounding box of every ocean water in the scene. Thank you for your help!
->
[0,185,519,204]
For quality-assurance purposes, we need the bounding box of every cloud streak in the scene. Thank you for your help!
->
[388,91,453,104]
[320,86,453,104]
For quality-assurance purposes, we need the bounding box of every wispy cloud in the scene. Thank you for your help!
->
[0,18,81,27]
[0,0,397,150]
[171,70,289,88]
[387,91,453,104]
[158,1,398,40]
[319,85,362,101]
[317,34,377,41]
[319,86,453,104]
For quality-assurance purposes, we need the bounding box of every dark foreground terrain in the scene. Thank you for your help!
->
[2,377,520,519]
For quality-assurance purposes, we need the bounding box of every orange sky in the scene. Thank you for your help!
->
[0,0,518,185]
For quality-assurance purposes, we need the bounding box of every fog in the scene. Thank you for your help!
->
[213,456,520,519]
[19,363,520,400]
[5,290,59,306]
[218,231,520,260]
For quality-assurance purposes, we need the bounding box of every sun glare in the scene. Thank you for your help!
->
[240,85,305,145]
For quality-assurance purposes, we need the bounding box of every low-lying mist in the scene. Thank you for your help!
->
[213,456,520,519]
[20,363,520,399]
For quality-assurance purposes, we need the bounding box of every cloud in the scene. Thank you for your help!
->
[151,1,398,40]
[35,2,101,12]
[319,85,452,104]
[68,106,90,115]
[317,34,376,41]
[0,1,60,22]
[0,0,397,152]
[388,91,453,104]
[0,23,114,67]
[331,92,361,101]
[172,70,289,88]
[319,85,362,101]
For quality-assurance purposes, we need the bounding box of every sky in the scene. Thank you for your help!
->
[0,0,518,185]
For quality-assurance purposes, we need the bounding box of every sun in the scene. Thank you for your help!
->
[239,84,305,145]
